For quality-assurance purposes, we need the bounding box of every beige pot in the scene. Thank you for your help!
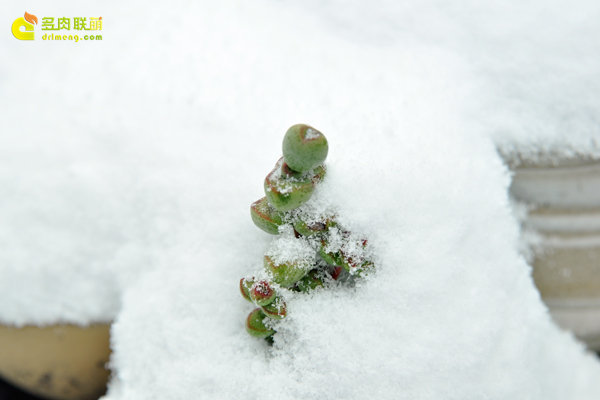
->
[0,323,111,400]
[511,159,600,350]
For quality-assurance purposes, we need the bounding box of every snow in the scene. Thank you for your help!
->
[1,0,600,398]
[264,228,315,266]
[304,128,321,140]
[295,0,600,164]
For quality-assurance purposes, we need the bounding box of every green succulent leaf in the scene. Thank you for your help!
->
[261,296,287,319]
[264,158,315,212]
[239,277,254,302]
[250,197,283,234]
[249,280,277,306]
[264,255,310,288]
[282,124,328,173]
[246,308,275,338]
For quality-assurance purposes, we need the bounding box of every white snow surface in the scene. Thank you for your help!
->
[265,228,316,266]
[2,0,600,398]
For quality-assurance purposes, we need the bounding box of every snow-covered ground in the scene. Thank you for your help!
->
[2,0,600,398]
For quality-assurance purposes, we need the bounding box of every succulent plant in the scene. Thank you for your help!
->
[282,124,329,173]
[264,255,311,288]
[261,296,287,319]
[239,277,254,302]
[319,234,372,276]
[249,280,276,306]
[240,124,374,341]
[294,269,325,293]
[246,308,275,338]
[250,197,283,234]
[264,158,326,212]
[293,216,335,237]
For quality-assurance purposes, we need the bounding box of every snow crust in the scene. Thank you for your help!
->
[1,0,600,398]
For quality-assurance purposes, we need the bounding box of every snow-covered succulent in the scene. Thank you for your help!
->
[241,124,374,340]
